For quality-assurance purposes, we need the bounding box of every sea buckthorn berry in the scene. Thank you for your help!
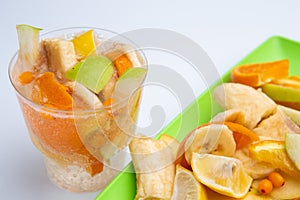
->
[268,171,285,187]
[258,179,273,195]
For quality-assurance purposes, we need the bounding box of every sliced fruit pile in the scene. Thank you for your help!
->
[14,24,147,177]
[130,73,300,199]
[231,59,300,110]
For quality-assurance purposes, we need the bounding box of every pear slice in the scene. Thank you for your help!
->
[285,132,300,170]
[65,55,114,93]
[16,24,42,71]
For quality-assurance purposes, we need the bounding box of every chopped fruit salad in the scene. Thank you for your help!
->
[10,25,147,191]
[129,59,300,199]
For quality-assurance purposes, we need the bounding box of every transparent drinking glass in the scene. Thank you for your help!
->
[8,27,147,192]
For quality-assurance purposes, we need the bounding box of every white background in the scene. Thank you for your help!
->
[1,0,300,199]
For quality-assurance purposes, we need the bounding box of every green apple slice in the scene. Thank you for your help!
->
[65,55,114,93]
[285,133,300,170]
[262,83,300,102]
[113,67,147,99]
[16,24,42,70]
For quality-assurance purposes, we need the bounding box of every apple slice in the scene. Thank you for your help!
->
[16,24,41,71]
[285,133,300,170]
[65,55,114,93]
[262,83,300,102]
[112,67,147,99]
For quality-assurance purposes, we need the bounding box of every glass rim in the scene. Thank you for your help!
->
[8,26,148,114]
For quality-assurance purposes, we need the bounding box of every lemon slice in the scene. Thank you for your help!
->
[171,165,207,200]
[249,140,300,176]
[72,29,96,59]
[191,153,252,198]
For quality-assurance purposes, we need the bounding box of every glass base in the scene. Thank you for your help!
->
[44,157,118,192]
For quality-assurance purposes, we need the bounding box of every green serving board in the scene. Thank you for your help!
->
[96,36,300,200]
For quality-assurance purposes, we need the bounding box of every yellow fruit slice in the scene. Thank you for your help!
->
[171,165,207,200]
[72,29,96,59]
[184,124,236,165]
[249,140,300,176]
[191,153,253,198]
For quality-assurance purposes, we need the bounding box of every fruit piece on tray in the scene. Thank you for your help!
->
[213,83,277,129]
[184,124,236,165]
[191,153,253,198]
[129,137,175,200]
[230,59,289,88]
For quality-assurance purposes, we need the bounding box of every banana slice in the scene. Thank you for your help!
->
[253,108,300,141]
[233,148,275,179]
[214,83,277,129]
[210,109,245,125]
[98,68,118,102]
[159,134,180,161]
[184,124,236,165]
[129,137,175,200]
[64,81,103,109]
[42,39,77,80]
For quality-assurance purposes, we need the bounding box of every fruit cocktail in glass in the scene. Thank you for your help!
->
[8,25,147,192]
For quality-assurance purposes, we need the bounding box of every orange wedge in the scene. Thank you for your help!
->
[114,54,133,76]
[224,122,259,149]
[32,72,73,110]
[230,59,289,88]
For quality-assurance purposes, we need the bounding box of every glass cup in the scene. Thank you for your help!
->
[8,27,147,192]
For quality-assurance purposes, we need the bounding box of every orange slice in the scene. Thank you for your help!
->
[32,72,72,110]
[223,122,259,149]
[249,140,300,177]
[105,50,133,76]
[230,59,289,87]
[114,54,133,76]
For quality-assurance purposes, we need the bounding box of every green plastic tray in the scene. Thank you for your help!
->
[96,35,300,200]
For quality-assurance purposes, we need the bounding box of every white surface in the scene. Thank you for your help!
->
[1,0,300,199]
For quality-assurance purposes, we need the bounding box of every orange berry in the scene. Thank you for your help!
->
[258,179,273,195]
[268,172,285,187]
